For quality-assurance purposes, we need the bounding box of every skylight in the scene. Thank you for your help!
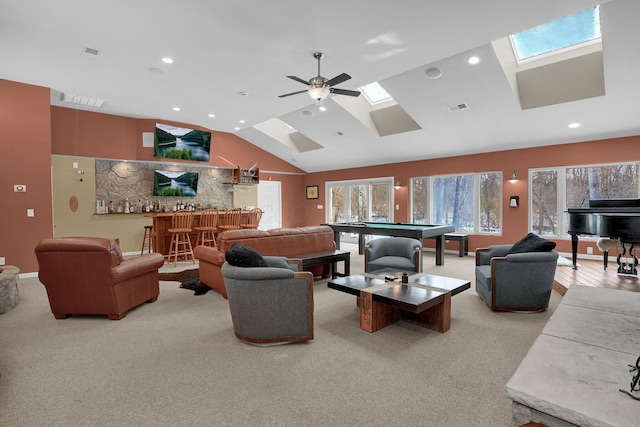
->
[510,6,601,62]
[360,82,392,105]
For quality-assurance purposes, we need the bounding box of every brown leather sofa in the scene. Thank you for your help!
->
[35,237,165,320]
[194,225,335,298]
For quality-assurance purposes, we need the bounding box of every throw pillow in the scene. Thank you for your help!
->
[225,243,268,267]
[507,233,556,254]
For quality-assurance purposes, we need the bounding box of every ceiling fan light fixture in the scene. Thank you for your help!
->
[308,85,330,101]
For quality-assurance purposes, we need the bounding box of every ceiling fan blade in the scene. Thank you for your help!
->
[326,73,351,87]
[330,88,361,97]
[278,90,308,98]
[286,75,310,85]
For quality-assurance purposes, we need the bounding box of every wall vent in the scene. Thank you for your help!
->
[61,93,105,108]
[448,103,469,112]
[81,46,100,58]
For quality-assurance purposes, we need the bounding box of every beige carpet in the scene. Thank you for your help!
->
[0,245,561,426]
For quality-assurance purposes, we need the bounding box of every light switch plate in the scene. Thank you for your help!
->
[27,209,35,217]
[0,257,5,265]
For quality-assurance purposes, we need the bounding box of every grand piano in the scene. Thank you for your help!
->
[567,199,640,275]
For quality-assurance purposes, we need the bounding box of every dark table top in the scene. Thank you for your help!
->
[328,273,470,313]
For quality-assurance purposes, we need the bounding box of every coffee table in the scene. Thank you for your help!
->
[327,273,470,333]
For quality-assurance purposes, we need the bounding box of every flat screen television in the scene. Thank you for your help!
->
[154,123,211,162]
[152,170,199,197]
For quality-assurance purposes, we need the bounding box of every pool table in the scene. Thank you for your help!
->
[326,222,455,266]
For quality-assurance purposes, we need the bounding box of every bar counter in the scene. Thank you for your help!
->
[145,210,250,255]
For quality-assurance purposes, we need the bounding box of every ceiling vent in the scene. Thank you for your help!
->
[81,46,100,58]
[448,103,469,112]
[61,93,105,108]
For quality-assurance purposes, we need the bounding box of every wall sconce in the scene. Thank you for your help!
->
[508,170,519,183]
[509,196,519,208]
[394,180,402,189]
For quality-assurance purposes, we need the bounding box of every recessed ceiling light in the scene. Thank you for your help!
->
[569,122,581,128]
[239,92,249,96]
[172,107,180,111]
[234,127,240,131]
[148,67,166,75]
[318,106,327,112]
[208,114,215,118]
[239,119,245,124]
[162,57,174,64]
[468,56,480,65]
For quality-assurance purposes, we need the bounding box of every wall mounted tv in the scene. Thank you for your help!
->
[154,123,211,162]
[153,170,199,197]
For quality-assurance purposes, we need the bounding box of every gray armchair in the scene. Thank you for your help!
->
[364,237,423,274]
[475,244,558,312]
[221,256,314,345]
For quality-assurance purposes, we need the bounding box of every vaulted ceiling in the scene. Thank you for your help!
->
[1,0,638,173]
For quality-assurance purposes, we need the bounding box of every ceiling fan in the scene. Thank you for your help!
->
[278,52,361,102]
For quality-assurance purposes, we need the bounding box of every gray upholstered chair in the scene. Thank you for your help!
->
[475,244,558,312]
[364,237,423,274]
[221,257,314,345]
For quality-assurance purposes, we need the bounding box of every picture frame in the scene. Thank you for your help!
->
[306,185,319,199]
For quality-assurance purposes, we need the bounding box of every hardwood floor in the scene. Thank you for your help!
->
[553,258,640,296]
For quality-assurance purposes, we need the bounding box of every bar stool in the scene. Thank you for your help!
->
[166,210,195,267]
[218,208,242,234]
[141,225,154,255]
[240,208,263,229]
[194,209,219,248]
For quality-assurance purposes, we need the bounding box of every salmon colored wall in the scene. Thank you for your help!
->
[302,136,640,256]
[51,108,307,230]
[0,80,53,272]
[4,77,640,272]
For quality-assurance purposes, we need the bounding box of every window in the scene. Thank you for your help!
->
[410,172,502,234]
[360,82,393,105]
[326,178,393,223]
[530,162,640,237]
[510,6,601,62]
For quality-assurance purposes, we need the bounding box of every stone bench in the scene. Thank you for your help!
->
[0,265,20,314]
[506,285,640,426]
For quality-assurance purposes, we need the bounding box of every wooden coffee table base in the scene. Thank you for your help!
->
[359,288,451,333]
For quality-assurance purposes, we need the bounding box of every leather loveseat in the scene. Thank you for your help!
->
[194,225,335,298]
[35,237,165,320]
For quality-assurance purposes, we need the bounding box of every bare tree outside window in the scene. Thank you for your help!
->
[480,172,502,233]
[411,177,429,224]
[566,164,639,208]
[433,175,473,231]
[531,170,558,235]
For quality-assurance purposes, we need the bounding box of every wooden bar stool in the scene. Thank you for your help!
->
[194,209,219,248]
[240,208,263,229]
[141,225,154,255]
[166,210,195,267]
[218,209,242,234]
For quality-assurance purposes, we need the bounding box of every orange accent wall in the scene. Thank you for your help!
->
[0,80,53,271]
[301,136,640,255]
[3,76,640,273]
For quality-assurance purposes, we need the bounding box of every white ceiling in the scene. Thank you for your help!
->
[1,0,638,173]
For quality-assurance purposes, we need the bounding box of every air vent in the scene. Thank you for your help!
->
[448,103,469,112]
[61,93,105,108]
[81,46,100,58]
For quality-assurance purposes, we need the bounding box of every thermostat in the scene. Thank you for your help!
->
[14,185,26,192]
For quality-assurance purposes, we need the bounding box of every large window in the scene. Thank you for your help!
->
[530,162,640,237]
[410,172,502,234]
[327,178,393,223]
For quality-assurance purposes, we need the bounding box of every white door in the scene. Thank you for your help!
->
[257,180,281,230]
